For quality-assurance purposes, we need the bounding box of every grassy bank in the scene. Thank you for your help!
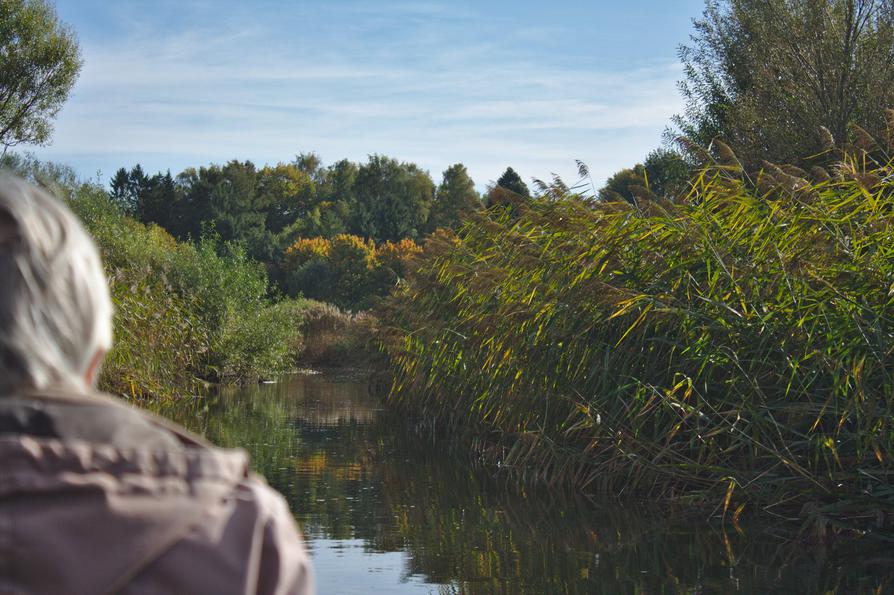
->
[379,155,894,535]
[3,156,359,400]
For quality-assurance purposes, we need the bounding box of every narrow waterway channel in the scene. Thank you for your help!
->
[160,372,891,594]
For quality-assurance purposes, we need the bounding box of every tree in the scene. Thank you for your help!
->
[256,163,314,233]
[351,155,434,242]
[675,0,894,167]
[0,0,82,150]
[429,163,481,230]
[281,234,412,309]
[598,165,647,203]
[496,167,530,197]
[327,234,374,309]
[169,160,269,261]
[138,171,180,231]
[643,149,690,198]
[293,151,324,184]
[318,159,358,205]
[311,158,358,237]
[598,149,691,203]
[109,166,143,213]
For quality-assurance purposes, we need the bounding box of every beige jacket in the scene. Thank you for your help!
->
[0,387,313,595]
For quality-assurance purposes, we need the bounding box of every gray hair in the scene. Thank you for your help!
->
[0,174,112,392]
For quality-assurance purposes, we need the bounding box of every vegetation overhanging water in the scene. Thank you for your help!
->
[379,154,894,535]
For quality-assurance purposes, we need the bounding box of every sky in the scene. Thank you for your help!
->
[30,0,706,191]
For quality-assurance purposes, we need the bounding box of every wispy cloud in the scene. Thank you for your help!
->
[35,0,695,189]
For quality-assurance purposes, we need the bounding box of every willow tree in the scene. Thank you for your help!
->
[0,0,81,151]
[675,0,894,167]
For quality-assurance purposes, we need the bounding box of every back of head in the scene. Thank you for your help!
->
[0,174,112,393]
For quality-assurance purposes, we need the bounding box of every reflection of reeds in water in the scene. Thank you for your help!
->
[377,410,893,594]
[155,373,893,594]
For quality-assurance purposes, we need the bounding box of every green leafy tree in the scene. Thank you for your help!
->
[110,166,188,236]
[174,160,265,246]
[256,163,315,233]
[675,0,894,167]
[109,167,132,209]
[673,1,751,154]
[598,165,648,203]
[599,150,691,203]
[318,159,358,204]
[327,234,374,309]
[643,149,691,198]
[109,165,147,214]
[0,0,81,150]
[136,171,179,228]
[429,163,481,230]
[293,151,324,183]
[351,155,434,242]
[287,157,357,239]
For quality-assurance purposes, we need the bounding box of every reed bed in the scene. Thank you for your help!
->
[379,155,894,534]
[295,300,378,367]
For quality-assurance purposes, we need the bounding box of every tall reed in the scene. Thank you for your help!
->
[379,154,894,530]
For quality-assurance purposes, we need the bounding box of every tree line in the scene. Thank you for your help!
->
[108,155,534,306]
[10,0,894,290]
[7,0,894,205]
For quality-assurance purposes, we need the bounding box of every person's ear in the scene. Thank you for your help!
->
[85,349,105,387]
[0,209,19,248]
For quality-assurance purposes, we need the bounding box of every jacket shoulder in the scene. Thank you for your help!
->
[241,478,315,595]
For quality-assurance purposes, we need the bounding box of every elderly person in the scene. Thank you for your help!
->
[0,175,313,595]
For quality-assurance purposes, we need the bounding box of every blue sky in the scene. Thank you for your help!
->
[31,0,706,190]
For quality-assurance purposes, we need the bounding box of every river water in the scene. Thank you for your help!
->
[160,372,892,594]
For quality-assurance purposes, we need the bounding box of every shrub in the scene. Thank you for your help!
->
[213,300,300,382]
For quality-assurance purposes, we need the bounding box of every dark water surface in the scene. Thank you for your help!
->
[160,372,892,594]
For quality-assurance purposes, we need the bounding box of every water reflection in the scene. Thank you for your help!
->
[159,373,893,594]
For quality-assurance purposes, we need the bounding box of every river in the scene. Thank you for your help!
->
[160,371,892,594]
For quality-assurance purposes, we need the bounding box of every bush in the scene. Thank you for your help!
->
[100,266,208,399]
[213,300,301,382]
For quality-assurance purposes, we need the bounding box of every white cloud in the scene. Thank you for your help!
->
[33,4,686,191]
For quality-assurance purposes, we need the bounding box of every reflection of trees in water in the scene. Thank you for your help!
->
[157,375,893,595]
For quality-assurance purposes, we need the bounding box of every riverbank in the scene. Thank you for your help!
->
[9,153,892,539]
[4,156,373,400]
[378,157,894,539]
